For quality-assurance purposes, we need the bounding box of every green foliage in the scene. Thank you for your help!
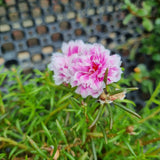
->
[0,67,160,159]
[123,0,154,31]
[122,0,160,95]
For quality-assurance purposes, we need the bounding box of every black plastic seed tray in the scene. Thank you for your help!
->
[0,0,141,72]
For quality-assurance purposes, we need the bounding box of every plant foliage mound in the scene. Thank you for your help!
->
[0,67,160,160]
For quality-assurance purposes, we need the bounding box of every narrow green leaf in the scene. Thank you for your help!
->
[6,131,22,140]
[98,123,107,144]
[9,146,17,159]
[75,109,82,117]
[16,119,23,135]
[63,109,77,112]
[106,103,113,129]
[125,141,137,157]
[109,89,124,95]
[68,99,81,112]
[56,119,67,144]
[24,108,35,124]
[45,102,69,124]
[79,152,88,160]
[0,93,5,114]
[108,135,121,144]
[152,99,160,105]
[11,149,27,160]
[23,73,32,82]
[125,87,138,92]
[0,73,7,85]
[70,97,81,104]
[41,122,54,144]
[57,92,73,105]
[34,69,44,76]
[82,124,87,143]
[113,102,141,119]
[90,102,100,115]
[63,151,76,160]
[117,99,136,106]
[27,136,48,158]
[97,140,104,153]
[91,140,97,160]
[29,87,44,95]
[0,113,8,121]
[76,119,85,132]
[26,117,38,134]
[89,104,103,129]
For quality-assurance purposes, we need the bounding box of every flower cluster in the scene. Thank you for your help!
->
[48,40,122,98]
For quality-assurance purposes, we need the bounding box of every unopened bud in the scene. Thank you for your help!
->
[99,91,107,101]
[126,126,134,134]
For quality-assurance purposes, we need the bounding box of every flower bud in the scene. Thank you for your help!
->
[99,91,107,101]
[126,125,134,134]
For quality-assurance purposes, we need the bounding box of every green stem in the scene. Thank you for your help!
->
[98,122,108,144]
[91,139,97,160]
[106,103,113,129]
[0,92,5,114]
[89,104,104,129]
[15,73,24,92]
[0,137,30,151]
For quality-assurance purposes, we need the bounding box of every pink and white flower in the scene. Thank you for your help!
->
[48,40,122,98]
